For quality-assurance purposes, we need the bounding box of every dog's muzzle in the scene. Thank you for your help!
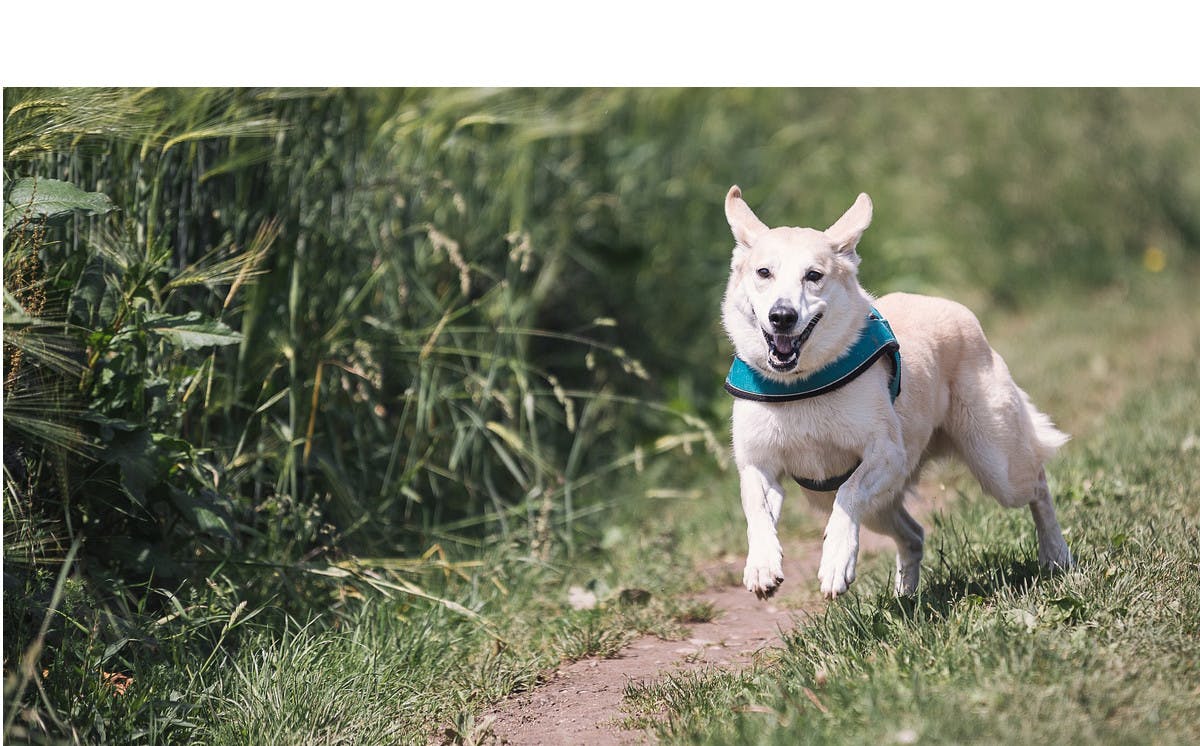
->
[763,312,822,371]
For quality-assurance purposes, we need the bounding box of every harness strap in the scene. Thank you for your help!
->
[725,309,901,402]
[726,308,903,493]
[794,468,859,493]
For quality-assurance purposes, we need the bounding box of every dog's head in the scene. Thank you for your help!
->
[721,186,874,379]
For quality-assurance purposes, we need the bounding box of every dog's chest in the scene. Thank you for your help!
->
[730,392,872,475]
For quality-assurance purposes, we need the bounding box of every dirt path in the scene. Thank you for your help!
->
[483,515,913,745]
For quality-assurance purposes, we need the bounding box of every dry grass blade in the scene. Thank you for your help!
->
[225,219,280,309]
[802,687,830,715]
[301,561,499,637]
[419,311,452,362]
[165,218,279,302]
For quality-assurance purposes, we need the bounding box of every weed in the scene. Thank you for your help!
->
[553,610,638,662]
[672,599,720,625]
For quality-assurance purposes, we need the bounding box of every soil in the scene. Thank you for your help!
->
[482,510,923,745]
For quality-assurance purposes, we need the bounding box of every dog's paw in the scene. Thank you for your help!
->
[743,549,785,600]
[894,543,923,596]
[818,508,860,599]
[894,556,921,596]
[1038,539,1075,573]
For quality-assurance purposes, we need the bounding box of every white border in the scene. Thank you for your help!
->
[1,2,1196,87]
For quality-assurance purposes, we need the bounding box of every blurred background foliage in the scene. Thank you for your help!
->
[6,83,1200,597]
[3,87,1199,740]
[9,84,1200,587]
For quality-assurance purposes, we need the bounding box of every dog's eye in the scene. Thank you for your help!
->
[805,269,824,283]
[756,267,772,279]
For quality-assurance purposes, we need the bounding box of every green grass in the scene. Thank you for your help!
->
[618,268,1200,744]
[2,462,734,744]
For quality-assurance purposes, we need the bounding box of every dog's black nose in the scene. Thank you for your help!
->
[768,301,798,331]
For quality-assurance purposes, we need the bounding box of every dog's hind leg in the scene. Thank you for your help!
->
[956,430,1075,571]
[947,355,1074,571]
[1029,467,1074,570]
[863,487,925,595]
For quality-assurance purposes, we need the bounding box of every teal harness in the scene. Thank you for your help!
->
[724,308,902,492]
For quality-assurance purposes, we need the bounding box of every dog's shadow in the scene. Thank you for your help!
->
[877,542,1058,623]
[779,546,1068,669]
[868,506,1079,619]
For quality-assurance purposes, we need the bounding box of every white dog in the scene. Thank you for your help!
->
[721,186,1074,599]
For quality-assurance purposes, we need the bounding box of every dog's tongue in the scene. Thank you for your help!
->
[773,334,796,354]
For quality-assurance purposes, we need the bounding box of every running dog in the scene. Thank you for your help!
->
[721,185,1074,599]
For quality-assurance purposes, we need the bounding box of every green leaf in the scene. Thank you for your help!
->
[105,428,159,507]
[146,312,243,350]
[169,487,235,541]
[4,177,114,230]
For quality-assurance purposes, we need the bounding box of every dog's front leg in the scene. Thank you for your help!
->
[740,465,786,599]
[819,434,907,598]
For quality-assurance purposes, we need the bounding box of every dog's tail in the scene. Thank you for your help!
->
[1020,387,1070,462]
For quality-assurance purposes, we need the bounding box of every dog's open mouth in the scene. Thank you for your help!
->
[762,313,822,371]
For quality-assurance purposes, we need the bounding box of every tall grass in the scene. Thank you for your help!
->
[3,87,722,741]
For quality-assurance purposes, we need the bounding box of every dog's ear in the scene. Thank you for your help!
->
[725,185,769,251]
[826,193,873,260]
